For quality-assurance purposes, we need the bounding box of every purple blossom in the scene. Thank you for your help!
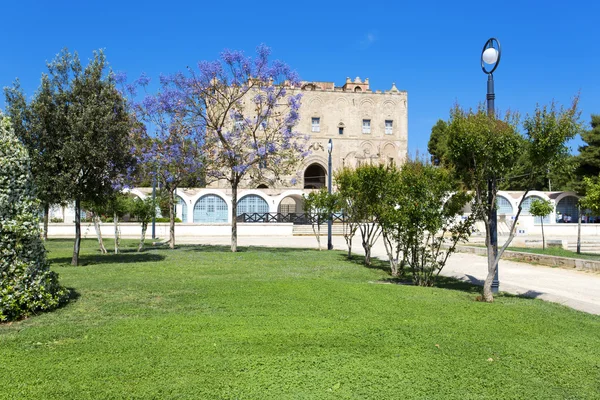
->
[135,72,151,87]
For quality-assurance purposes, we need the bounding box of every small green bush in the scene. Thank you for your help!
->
[50,217,64,223]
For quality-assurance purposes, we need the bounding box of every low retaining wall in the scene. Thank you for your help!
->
[456,245,600,272]
[45,222,294,238]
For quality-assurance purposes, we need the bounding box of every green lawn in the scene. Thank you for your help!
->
[505,246,600,261]
[1,239,599,399]
[468,244,600,262]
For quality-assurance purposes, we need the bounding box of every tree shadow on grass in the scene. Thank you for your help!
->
[50,249,165,267]
[340,253,391,273]
[179,244,321,254]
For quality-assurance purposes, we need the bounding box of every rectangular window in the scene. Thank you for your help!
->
[362,119,371,134]
[311,117,320,132]
[385,120,393,135]
[338,127,344,135]
[234,115,244,130]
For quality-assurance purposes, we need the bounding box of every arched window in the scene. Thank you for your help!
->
[237,195,269,216]
[176,196,187,223]
[522,195,550,224]
[193,195,228,223]
[304,163,326,189]
[496,196,513,214]
[556,195,579,223]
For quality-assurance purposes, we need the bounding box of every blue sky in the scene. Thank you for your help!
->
[2,0,599,156]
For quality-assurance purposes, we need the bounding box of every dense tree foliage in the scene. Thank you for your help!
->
[574,115,600,191]
[5,79,69,240]
[0,114,68,321]
[5,49,137,266]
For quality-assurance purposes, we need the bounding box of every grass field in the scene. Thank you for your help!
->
[505,246,600,261]
[1,239,599,399]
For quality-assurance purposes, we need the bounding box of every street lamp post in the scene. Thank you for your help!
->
[481,37,501,293]
[152,167,157,240]
[327,138,333,251]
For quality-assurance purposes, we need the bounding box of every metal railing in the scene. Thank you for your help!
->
[236,212,346,225]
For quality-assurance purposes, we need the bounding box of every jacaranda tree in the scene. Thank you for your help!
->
[168,44,308,252]
[0,113,68,321]
[129,74,203,249]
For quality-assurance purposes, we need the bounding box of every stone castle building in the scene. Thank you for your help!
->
[191,77,408,221]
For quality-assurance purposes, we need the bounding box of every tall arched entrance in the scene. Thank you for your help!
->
[304,163,326,189]
[278,195,304,215]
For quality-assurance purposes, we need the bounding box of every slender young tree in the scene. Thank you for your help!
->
[132,91,203,249]
[529,199,553,250]
[446,100,581,302]
[127,197,156,251]
[168,44,308,252]
[303,189,337,251]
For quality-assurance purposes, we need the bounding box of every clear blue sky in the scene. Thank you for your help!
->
[2,0,598,156]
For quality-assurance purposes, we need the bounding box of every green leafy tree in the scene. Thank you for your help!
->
[350,164,385,266]
[37,50,136,265]
[446,100,581,302]
[529,199,553,250]
[580,175,600,214]
[427,119,449,166]
[368,160,474,283]
[303,189,338,251]
[107,194,132,254]
[0,114,68,321]
[129,197,156,252]
[575,115,600,191]
[334,166,361,258]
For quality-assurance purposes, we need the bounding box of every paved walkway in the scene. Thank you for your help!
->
[173,235,600,315]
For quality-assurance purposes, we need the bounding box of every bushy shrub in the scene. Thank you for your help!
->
[50,217,64,223]
[0,115,68,321]
[155,217,182,223]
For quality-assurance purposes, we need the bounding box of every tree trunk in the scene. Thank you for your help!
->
[43,203,49,241]
[347,236,352,258]
[363,242,372,266]
[138,222,147,252]
[577,205,582,254]
[169,188,175,249]
[72,198,81,266]
[93,213,107,254]
[541,219,545,250]
[482,219,495,302]
[313,216,322,251]
[114,211,119,254]
[231,182,238,252]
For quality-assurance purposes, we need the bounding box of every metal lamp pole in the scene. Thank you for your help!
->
[151,168,157,240]
[327,138,333,250]
[481,37,501,293]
